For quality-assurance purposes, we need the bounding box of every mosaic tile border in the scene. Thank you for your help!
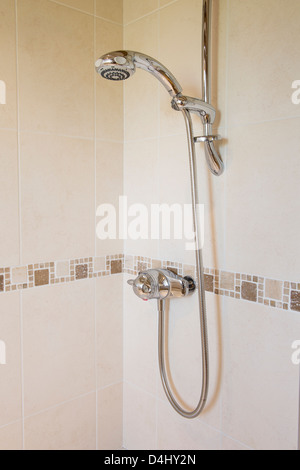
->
[0,254,299,314]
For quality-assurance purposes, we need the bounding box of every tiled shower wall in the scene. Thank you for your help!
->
[1,0,300,451]
[123,0,300,450]
[0,0,123,450]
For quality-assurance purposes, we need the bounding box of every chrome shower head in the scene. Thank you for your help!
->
[95,50,182,98]
[95,51,135,81]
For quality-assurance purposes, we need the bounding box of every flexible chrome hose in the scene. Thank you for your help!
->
[157,108,209,419]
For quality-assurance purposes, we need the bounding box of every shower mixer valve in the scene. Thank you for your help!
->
[127,269,196,302]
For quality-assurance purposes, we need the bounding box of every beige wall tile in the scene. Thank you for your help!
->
[124,0,159,24]
[157,400,220,450]
[98,383,123,450]
[11,266,27,285]
[24,393,96,450]
[265,279,283,301]
[123,382,156,450]
[225,118,300,281]
[95,18,123,141]
[159,0,203,137]
[124,12,160,142]
[222,298,300,450]
[96,275,123,388]
[124,139,160,259]
[96,0,123,23]
[0,0,17,129]
[55,260,70,278]
[20,133,94,265]
[0,130,19,267]
[53,0,94,14]
[0,422,23,451]
[124,275,157,396]
[220,271,235,291]
[227,0,300,126]
[18,0,94,137]
[22,281,96,416]
[96,140,123,257]
[0,292,22,427]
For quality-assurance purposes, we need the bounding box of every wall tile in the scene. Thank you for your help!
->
[96,275,123,388]
[228,0,300,126]
[98,383,123,450]
[0,130,19,267]
[0,292,22,427]
[0,422,23,451]
[225,118,300,281]
[0,0,17,129]
[222,297,300,450]
[24,393,96,450]
[123,382,157,450]
[17,0,94,137]
[53,0,94,14]
[124,0,159,24]
[22,280,96,416]
[96,0,123,23]
[95,19,123,141]
[20,133,94,265]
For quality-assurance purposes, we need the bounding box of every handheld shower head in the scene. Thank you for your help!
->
[95,51,135,81]
[95,50,182,98]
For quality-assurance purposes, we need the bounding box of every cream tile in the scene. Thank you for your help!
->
[98,383,123,450]
[18,0,94,137]
[22,281,96,416]
[95,18,123,141]
[96,140,123,257]
[24,393,96,450]
[265,279,283,301]
[0,292,22,427]
[20,133,94,265]
[124,139,159,259]
[0,422,23,451]
[124,0,159,24]
[94,257,106,272]
[53,0,94,14]
[222,297,300,450]
[124,13,160,142]
[227,0,300,126]
[221,435,251,451]
[123,382,156,450]
[159,0,203,137]
[157,400,220,450]
[0,0,17,129]
[96,275,123,388]
[0,130,19,267]
[11,266,27,285]
[55,260,70,278]
[96,0,123,23]
[225,118,300,281]
[124,275,157,396]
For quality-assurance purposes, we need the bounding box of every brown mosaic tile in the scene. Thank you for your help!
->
[241,281,257,303]
[265,279,283,301]
[111,260,122,274]
[75,264,88,280]
[204,274,214,293]
[0,275,4,292]
[290,291,300,312]
[34,269,49,287]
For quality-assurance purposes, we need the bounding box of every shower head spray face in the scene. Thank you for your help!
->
[95,51,135,81]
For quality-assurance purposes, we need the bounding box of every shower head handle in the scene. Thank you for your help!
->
[95,50,183,98]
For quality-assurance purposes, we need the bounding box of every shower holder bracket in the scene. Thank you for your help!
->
[194,135,222,143]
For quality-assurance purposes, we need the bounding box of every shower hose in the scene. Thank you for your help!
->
[157,108,209,419]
